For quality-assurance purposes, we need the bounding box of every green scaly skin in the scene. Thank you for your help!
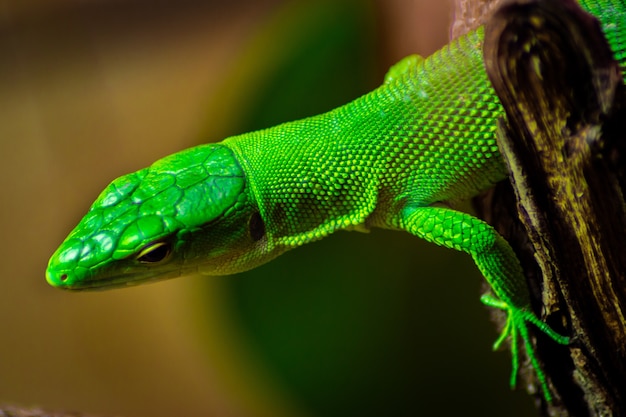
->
[46,0,625,402]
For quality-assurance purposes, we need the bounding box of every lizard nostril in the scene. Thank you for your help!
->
[60,274,68,282]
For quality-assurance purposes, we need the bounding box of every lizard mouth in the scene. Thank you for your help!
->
[46,264,185,291]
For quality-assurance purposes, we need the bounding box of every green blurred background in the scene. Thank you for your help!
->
[0,0,537,416]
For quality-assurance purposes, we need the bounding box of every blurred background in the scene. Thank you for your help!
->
[0,0,537,416]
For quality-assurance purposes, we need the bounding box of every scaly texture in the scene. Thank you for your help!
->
[46,0,626,402]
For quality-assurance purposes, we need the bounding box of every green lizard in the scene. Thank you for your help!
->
[46,0,625,402]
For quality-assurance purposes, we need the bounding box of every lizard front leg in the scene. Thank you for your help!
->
[395,204,569,401]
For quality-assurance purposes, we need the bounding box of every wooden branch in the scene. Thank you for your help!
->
[478,0,626,414]
[451,0,505,38]
[0,405,107,417]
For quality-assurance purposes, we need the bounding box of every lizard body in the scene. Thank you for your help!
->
[46,0,626,401]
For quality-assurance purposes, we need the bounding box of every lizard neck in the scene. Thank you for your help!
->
[223,92,390,248]
[223,28,507,250]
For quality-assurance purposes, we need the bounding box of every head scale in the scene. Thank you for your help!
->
[46,144,264,290]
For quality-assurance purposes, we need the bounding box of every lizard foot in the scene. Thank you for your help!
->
[480,293,569,402]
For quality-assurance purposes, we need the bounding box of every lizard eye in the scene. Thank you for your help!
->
[136,241,172,264]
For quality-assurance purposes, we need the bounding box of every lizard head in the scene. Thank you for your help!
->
[46,144,269,290]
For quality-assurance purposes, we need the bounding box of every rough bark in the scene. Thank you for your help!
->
[476,0,626,415]
[451,0,504,38]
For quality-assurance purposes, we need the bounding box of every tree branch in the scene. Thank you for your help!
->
[0,405,107,417]
[478,0,626,414]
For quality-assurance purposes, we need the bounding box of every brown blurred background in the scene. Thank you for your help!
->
[0,1,536,416]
